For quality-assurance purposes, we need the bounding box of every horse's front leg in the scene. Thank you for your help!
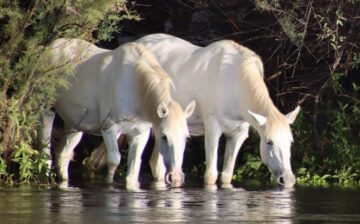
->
[221,122,250,185]
[101,126,121,183]
[126,128,151,189]
[204,118,222,185]
[149,142,166,182]
[55,126,83,182]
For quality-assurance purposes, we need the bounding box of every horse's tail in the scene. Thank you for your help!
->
[84,135,126,172]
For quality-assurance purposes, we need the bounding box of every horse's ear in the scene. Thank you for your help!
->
[157,102,169,118]
[248,110,267,126]
[184,100,196,119]
[285,106,300,124]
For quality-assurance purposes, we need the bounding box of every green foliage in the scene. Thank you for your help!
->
[0,156,12,184]
[233,153,270,181]
[11,142,51,184]
[315,9,347,52]
[232,133,272,183]
[97,2,140,41]
[292,71,360,187]
[0,0,139,184]
[350,53,360,69]
[248,0,360,187]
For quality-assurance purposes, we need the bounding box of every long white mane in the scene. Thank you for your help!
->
[131,43,180,126]
[229,41,291,138]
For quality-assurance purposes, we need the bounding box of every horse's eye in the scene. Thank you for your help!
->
[161,135,168,142]
[266,139,273,146]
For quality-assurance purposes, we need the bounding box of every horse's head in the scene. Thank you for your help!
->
[249,106,300,188]
[154,100,196,187]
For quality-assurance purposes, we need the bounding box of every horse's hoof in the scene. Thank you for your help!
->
[221,183,233,189]
[204,184,217,191]
[150,181,167,190]
[204,174,218,185]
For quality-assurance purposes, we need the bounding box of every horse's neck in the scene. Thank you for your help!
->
[97,47,145,123]
[128,45,174,126]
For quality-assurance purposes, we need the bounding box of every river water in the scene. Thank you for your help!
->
[0,177,359,224]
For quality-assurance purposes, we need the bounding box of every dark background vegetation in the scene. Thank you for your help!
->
[0,0,359,186]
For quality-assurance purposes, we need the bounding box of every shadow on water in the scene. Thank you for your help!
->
[0,175,359,224]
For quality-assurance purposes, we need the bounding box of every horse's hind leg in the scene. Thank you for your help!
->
[38,111,55,172]
[55,126,83,182]
[126,129,150,189]
[101,126,121,183]
[221,122,250,185]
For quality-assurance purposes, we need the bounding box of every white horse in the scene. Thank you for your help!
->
[39,38,196,188]
[88,33,300,187]
[139,34,301,188]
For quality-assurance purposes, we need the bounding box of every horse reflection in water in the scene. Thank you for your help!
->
[39,38,196,188]
[0,183,294,223]
[104,185,294,223]
[89,33,300,187]
[239,189,294,224]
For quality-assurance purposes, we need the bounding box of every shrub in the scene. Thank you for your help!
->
[0,0,139,184]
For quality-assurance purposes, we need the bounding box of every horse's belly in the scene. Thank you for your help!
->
[186,114,205,136]
[55,97,101,132]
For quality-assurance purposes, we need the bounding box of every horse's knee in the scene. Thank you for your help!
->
[107,150,121,168]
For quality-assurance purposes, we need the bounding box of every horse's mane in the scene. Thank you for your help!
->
[229,41,291,136]
[130,43,180,125]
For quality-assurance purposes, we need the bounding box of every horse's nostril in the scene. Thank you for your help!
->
[180,173,185,185]
[278,176,285,185]
[165,173,172,185]
[165,172,184,187]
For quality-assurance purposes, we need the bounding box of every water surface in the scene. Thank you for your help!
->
[0,178,359,223]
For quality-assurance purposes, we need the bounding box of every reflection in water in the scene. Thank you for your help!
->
[0,183,359,224]
[240,189,294,224]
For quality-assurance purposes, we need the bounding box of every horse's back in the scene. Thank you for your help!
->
[136,34,262,79]
[136,34,263,97]
[53,41,148,132]
[50,38,108,64]
[136,33,265,134]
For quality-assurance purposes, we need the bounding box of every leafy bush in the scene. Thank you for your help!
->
[292,72,360,187]
[0,0,139,184]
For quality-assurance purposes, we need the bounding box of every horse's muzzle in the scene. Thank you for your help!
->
[277,173,296,188]
[165,170,185,187]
